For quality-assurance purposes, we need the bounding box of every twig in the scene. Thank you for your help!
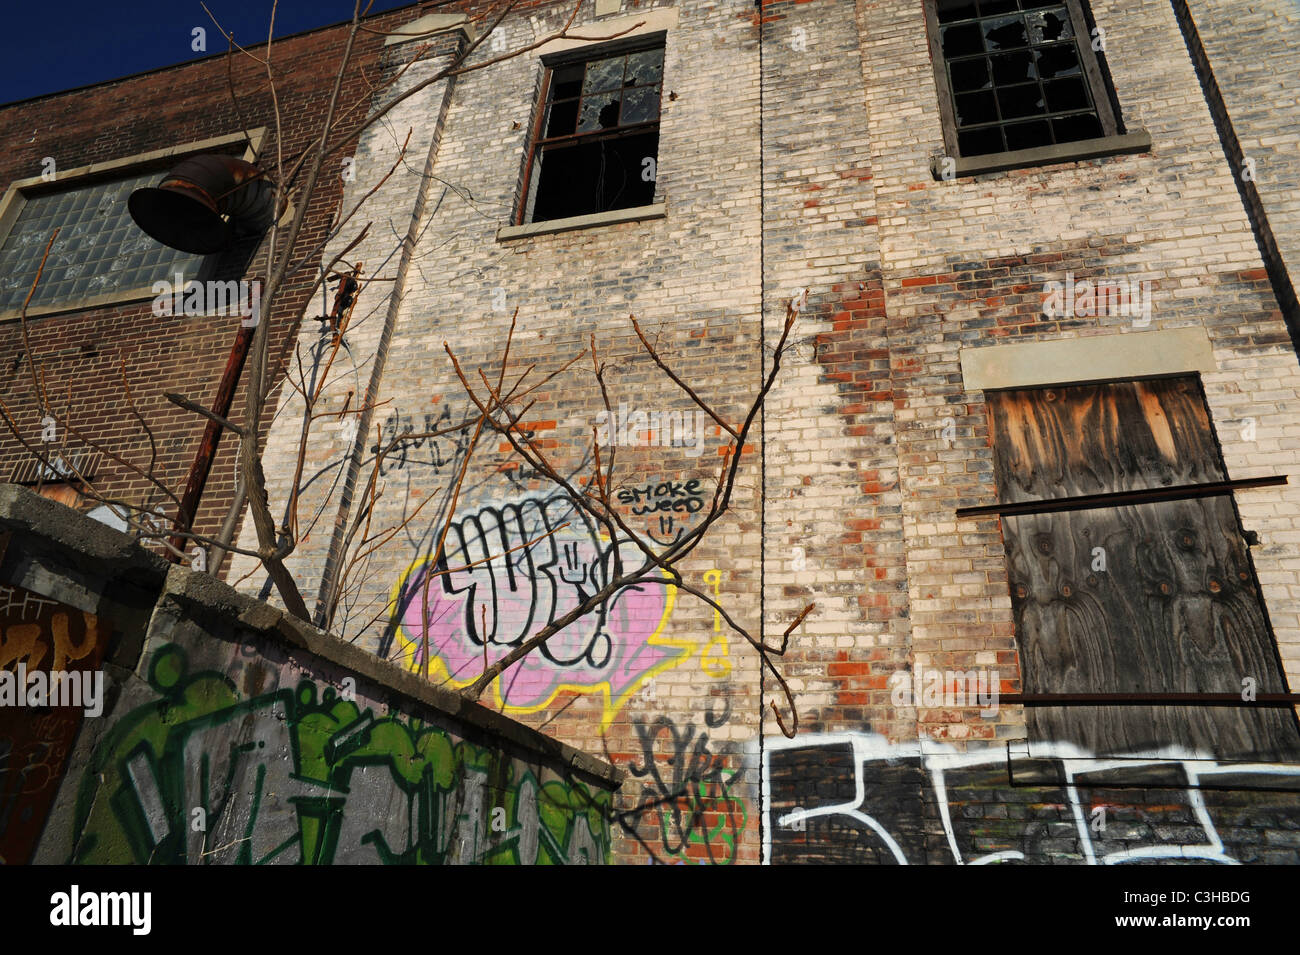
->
[165,392,246,437]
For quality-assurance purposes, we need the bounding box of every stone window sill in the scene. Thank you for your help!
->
[930,130,1152,181]
[496,200,667,241]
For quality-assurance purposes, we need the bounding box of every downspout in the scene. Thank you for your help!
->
[313,31,467,627]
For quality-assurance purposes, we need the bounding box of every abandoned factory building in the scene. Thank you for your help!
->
[3,0,1300,865]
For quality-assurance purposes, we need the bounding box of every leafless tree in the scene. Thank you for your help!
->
[1,0,810,735]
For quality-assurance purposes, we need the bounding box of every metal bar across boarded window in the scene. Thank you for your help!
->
[986,376,1300,762]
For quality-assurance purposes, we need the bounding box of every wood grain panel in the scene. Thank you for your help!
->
[988,377,1227,503]
[1003,496,1300,760]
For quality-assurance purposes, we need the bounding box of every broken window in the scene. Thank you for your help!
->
[925,0,1121,159]
[518,40,664,225]
[982,377,1300,762]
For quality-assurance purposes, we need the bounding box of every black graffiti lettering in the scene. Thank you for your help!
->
[372,407,461,475]
[619,699,744,864]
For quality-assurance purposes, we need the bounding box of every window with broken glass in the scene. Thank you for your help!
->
[925,0,1121,159]
[518,40,664,225]
[0,170,207,316]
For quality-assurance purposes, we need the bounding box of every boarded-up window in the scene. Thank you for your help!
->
[986,376,1300,761]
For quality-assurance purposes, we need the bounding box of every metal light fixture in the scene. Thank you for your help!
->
[128,154,274,254]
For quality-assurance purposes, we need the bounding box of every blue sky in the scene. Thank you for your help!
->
[2,0,420,105]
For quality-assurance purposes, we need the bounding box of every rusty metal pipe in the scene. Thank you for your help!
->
[167,322,255,561]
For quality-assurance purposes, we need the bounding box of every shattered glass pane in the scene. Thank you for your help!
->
[997,83,1046,119]
[620,85,660,124]
[577,91,622,131]
[959,126,1005,155]
[1044,77,1089,112]
[1035,44,1081,78]
[551,63,584,100]
[956,90,998,127]
[546,98,579,136]
[937,0,978,23]
[625,48,664,86]
[942,22,984,58]
[992,51,1036,84]
[983,15,1027,51]
[951,57,992,92]
[1053,113,1103,143]
[1027,7,1073,43]
[582,56,625,94]
[1004,118,1052,150]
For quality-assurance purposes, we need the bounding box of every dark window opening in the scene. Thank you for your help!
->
[928,0,1121,160]
[519,42,664,224]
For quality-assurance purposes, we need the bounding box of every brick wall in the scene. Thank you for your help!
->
[0,6,415,548]
[225,0,1300,864]
[1183,0,1300,330]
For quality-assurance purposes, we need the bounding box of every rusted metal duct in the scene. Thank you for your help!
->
[128,154,275,254]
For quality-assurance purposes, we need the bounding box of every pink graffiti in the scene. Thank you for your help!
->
[398,497,680,708]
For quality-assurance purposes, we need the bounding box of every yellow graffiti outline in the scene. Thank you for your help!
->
[389,554,692,730]
[700,568,731,678]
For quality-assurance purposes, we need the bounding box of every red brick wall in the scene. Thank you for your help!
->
[0,4,422,549]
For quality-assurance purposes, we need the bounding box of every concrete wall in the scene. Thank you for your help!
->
[0,485,617,864]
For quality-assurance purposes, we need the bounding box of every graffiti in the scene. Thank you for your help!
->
[700,568,730,678]
[0,584,106,865]
[622,698,747,864]
[372,409,551,486]
[764,732,1300,865]
[372,407,462,475]
[0,585,60,623]
[616,478,706,515]
[387,494,701,728]
[71,643,610,865]
[617,478,706,545]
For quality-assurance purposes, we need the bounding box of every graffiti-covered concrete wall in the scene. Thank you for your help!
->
[0,486,618,864]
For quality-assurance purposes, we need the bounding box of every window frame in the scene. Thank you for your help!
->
[514,32,667,228]
[0,129,264,322]
[923,0,1148,179]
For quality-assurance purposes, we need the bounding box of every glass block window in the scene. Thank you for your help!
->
[927,0,1120,158]
[519,40,664,224]
[0,170,206,313]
